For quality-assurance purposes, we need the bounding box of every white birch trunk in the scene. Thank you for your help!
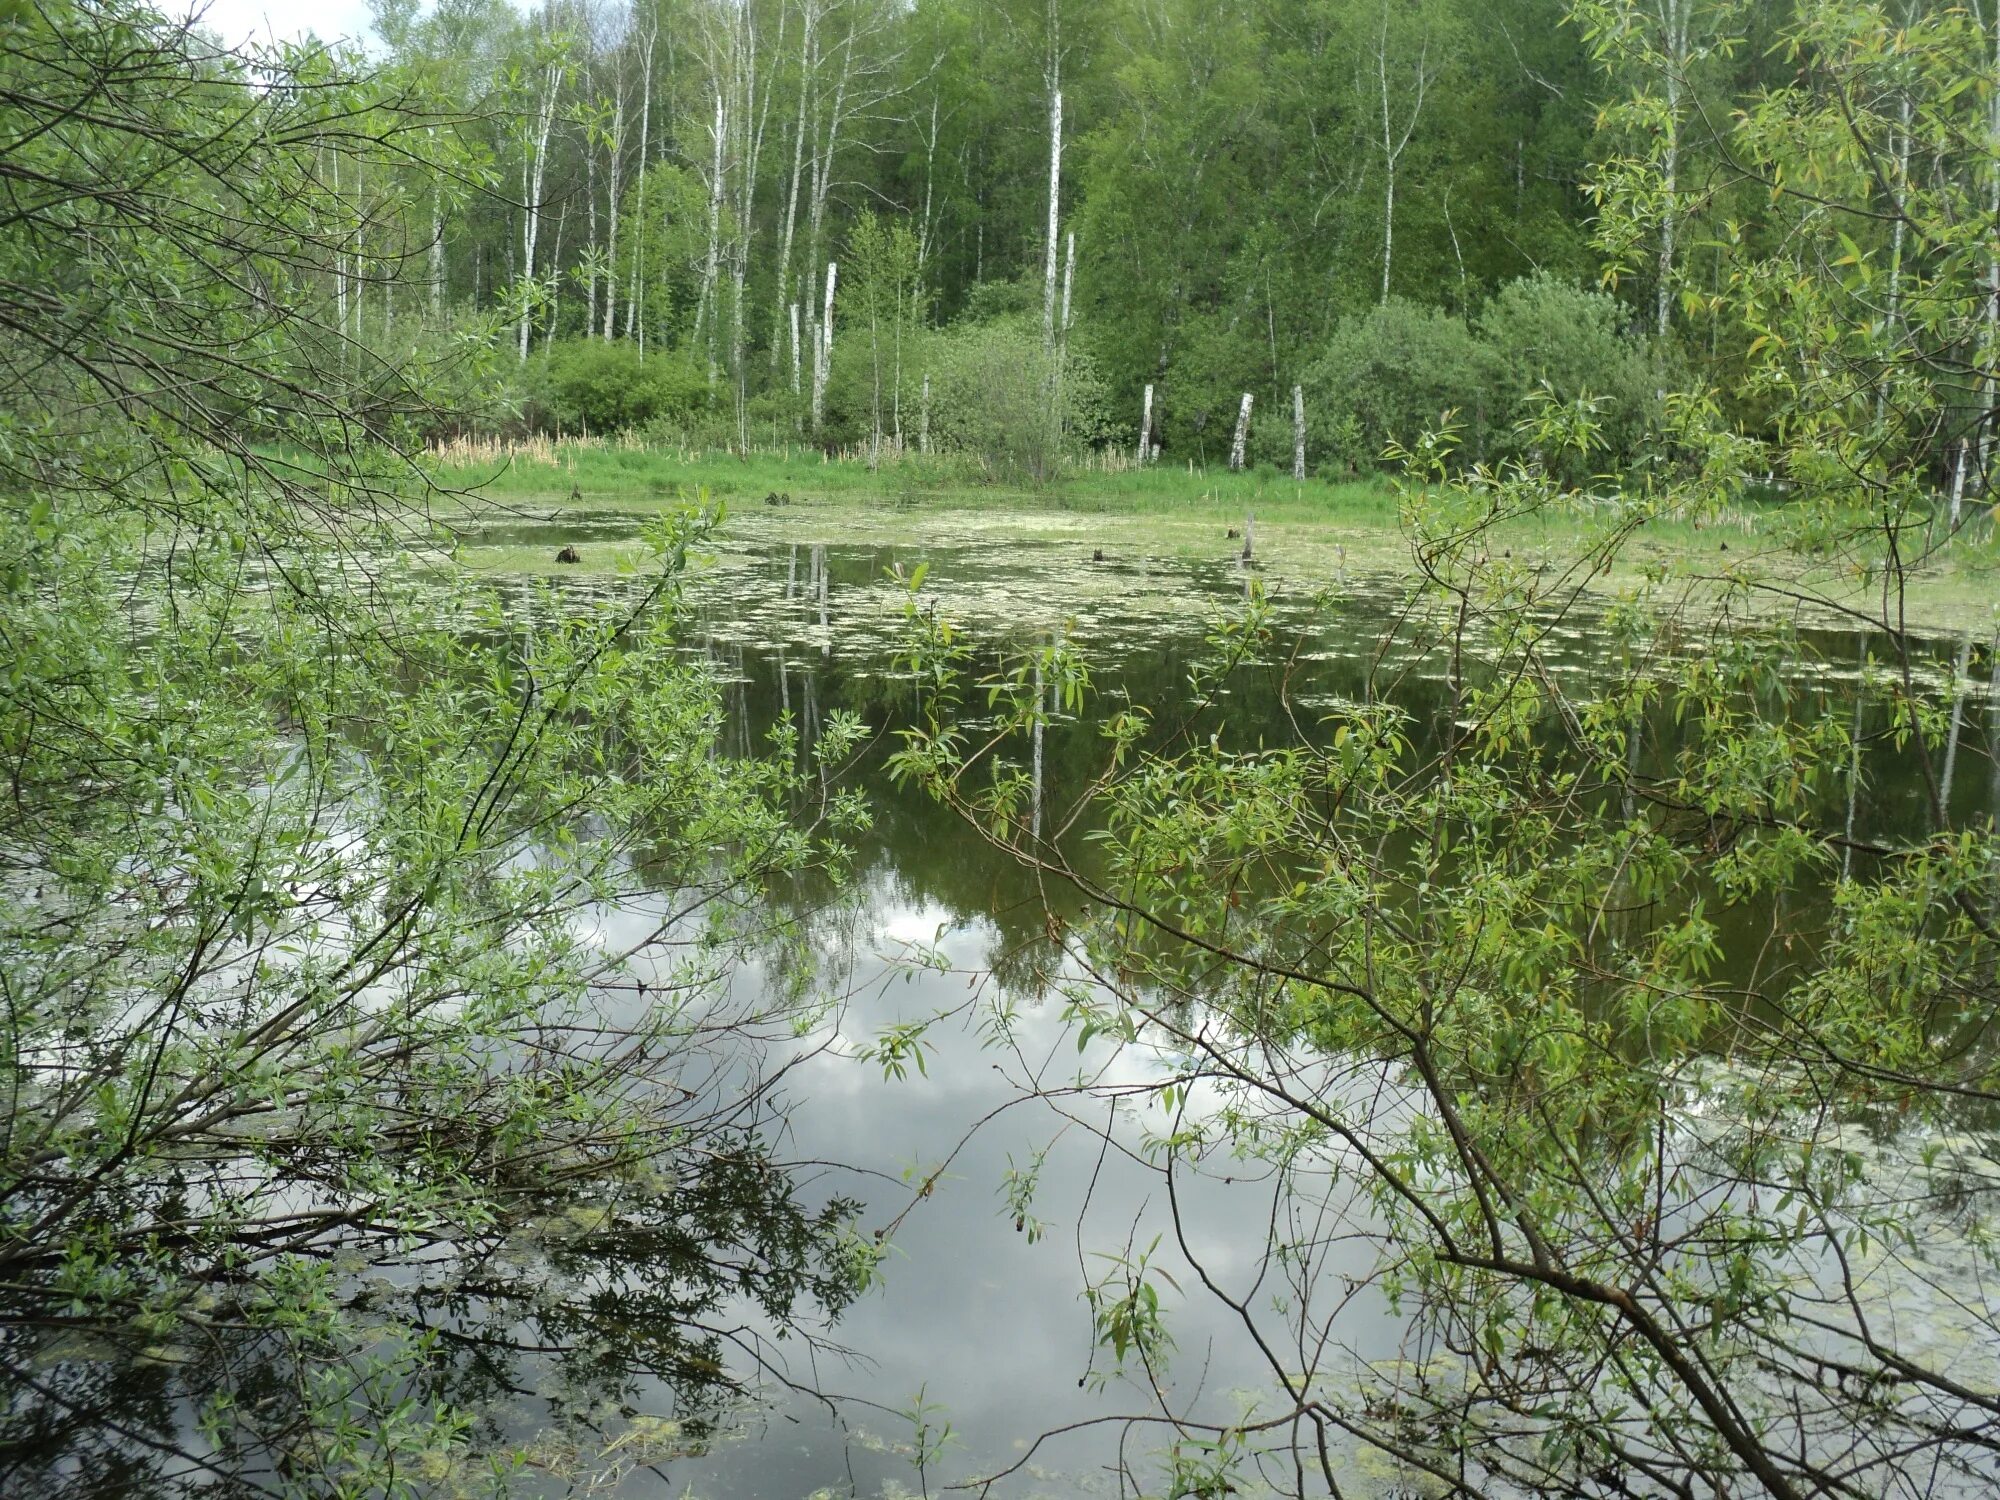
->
[1060,229,1076,335]
[920,372,931,454]
[626,16,655,343]
[602,69,625,339]
[1138,384,1153,464]
[542,200,566,358]
[585,118,598,338]
[918,88,940,279]
[812,260,837,433]
[1654,0,1690,337]
[773,0,817,378]
[1229,392,1254,472]
[1951,437,1970,529]
[697,87,725,389]
[1943,633,1974,813]
[728,0,775,445]
[427,128,444,319]
[1042,86,1063,350]
[519,53,565,362]
[1292,384,1307,481]
[1375,16,1429,306]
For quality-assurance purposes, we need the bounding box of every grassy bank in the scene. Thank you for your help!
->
[422,439,2000,637]
[423,436,1400,525]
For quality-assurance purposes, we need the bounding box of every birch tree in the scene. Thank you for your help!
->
[1572,0,1723,337]
[512,14,570,361]
[1372,0,1436,304]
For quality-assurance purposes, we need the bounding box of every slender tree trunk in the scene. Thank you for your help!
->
[626,16,655,343]
[603,66,625,338]
[519,52,565,362]
[1230,392,1254,471]
[869,285,883,460]
[1984,0,1999,494]
[1844,635,1866,879]
[813,259,837,433]
[920,372,931,454]
[543,200,567,357]
[773,0,816,379]
[1375,8,1429,306]
[801,28,854,420]
[697,87,725,389]
[918,86,940,281]
[1138,384,1154,464]
[728,0,776,447]
[1654,0,1691,337]
[428,128,444,319]
[1292,384,1307,481]
[585,117,599,338]
[1042,86,1063,350]
[1381,159,1395,303]
[1943,633,1974,812]
[1060,229,1076,335]
[330,150,349,346]
[1951,437,1970,528]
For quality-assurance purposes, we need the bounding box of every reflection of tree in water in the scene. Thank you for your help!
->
[0,1137,864,1499]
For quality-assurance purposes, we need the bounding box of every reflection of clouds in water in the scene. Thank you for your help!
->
[459,523,2000,1496]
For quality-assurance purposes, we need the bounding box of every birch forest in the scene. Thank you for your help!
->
[326,0,1992,491]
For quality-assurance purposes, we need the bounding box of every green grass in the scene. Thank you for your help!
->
[423,440,1398,523]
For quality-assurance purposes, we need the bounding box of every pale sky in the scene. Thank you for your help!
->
[178,0,385,50]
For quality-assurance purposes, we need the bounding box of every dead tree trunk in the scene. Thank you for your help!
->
[1138,384,1154,465]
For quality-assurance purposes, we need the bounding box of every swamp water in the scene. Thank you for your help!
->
[461,514,2000,1500]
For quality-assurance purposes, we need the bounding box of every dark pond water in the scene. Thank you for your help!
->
[459,519,2000,1500]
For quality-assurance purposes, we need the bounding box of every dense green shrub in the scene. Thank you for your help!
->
[1303,299,1490,466]
[1302,279,1663,476]
[1475,274,1663,476]
[528,338,709,434]
[924,317,1116,483]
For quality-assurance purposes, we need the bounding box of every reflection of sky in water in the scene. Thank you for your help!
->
[480,517,2000,1498]
[581,875,1399,1500]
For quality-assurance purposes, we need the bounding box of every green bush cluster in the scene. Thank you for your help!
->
[524,338,709,436]
[1302,275,1666,476]
[921,315,1116,484]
